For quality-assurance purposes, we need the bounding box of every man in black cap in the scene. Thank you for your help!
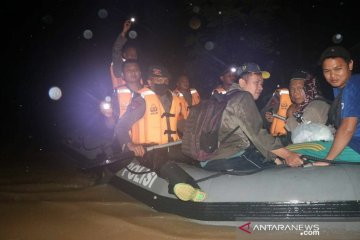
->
[115,65,206,202]
[287,46,360,164]
[198,62,304,171]
[211,65,238,95]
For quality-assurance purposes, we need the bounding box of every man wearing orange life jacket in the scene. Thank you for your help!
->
[173,74,200,119]
[110,20,138,91]
[115,65,206,202]
[211,65,237,95]
[101,60,142,128]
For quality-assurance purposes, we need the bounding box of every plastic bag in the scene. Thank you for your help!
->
[291,122,334,144]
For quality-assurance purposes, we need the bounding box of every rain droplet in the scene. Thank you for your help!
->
[48,86,62,100]
[193,6,200,13]
[105,96,111,102]
[128,30,137,39]
[189,17,201,30]
[83,29,93,40]
[204,41,214,50]
[332,33,343,44]
[98,9,108,19]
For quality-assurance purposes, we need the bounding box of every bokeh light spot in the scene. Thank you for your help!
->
[332,33,343,44]
[204,41,215,50]
[98,9,108,19]
[105,96,111,102]
[49,86,62,100]
[129,30,137,39]
[193,6,200,13]
[83,29,93,40]
[189,17,201,30]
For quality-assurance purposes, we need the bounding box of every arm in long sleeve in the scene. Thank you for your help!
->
[235,92,283,160]
[302,100,330,124]
[112,23,129,78]
[115,95,145,147]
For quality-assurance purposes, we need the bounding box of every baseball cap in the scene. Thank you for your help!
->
[290,70,308,81]
[237,62,270,79]
[319,46,351,64]
[147,65,170,78]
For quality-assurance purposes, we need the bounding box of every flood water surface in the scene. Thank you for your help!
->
[0,144,359,240]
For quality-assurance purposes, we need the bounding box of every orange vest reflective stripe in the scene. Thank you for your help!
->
[131,88,181,145]
[212,86,226,95]
[110,62,126,90]
[173,88,201,119]
[115,86,133,117]
[270,88,292,136]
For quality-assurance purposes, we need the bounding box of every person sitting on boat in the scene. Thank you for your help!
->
[198,62,304,171]
[285,70,330,133]
[211,65,237,95]
[173,74,201,112]
[264,70,331,139]
[287,46,360,164]
[101,60,143,128]
[173,74,201,136]
[115,65,206,202]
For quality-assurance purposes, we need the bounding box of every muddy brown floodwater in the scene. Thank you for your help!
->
[1,144,359,240]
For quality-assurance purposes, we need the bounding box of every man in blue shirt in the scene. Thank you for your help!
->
[287,46,360,163]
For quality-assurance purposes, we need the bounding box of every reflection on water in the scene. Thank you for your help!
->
[0,144,359,240]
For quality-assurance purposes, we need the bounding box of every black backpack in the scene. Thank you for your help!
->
[182,89,240,161]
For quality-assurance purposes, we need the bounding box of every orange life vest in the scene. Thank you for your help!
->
[110,62,126,90]
[173,88,201,118]
[130,88,182,145]
[115,86,134,118]
[270,88,292,136]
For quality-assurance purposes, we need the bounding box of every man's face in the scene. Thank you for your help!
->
[239,73,264,100]
[289,79,306,104]
[123,47,138,60]
[322,57,352,88]
[123,63,141,83]
[177,76,190,91]
[220,71,236,85]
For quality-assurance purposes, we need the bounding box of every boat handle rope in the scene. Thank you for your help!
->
[300,155,360,166]
[195,164,287,183]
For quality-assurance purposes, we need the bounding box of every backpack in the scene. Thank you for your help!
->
[181,89,240,161]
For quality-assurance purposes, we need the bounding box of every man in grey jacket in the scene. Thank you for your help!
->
[201,63,304,171]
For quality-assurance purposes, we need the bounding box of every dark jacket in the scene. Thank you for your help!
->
[209,83,283,161]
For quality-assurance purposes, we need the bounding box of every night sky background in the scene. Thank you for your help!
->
[3,0,360,150]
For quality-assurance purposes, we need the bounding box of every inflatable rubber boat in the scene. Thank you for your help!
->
[61,134,360,232]
[111,159,360,222]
